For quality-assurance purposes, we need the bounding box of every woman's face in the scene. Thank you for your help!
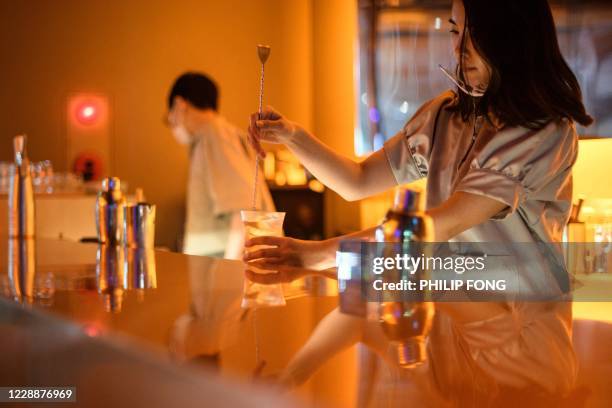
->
[450,0,491,92]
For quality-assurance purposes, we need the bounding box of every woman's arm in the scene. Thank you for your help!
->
[244,227,378,270]
[426,191,509,322]
[245,191,507,271]
[285,128,396,201]
[246,192,509,323]
[425,191,507,241]
[249,108,396,201]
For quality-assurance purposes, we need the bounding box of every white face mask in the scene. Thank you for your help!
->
[172,125,194,146]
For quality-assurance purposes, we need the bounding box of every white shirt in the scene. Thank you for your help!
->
[183,115,275,257]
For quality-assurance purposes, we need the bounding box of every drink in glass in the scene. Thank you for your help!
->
[241,210,286,308]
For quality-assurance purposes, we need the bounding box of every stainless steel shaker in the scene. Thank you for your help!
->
[124,199,156,248]
[375,186,435,368]
[8,135,35,238]
[96,177,126,244]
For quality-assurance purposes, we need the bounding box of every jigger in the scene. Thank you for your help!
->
[251,44,271,210]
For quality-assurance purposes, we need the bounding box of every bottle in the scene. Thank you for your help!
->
[96,177,126,245]
[375,186,435,368]
[8,135,35,238]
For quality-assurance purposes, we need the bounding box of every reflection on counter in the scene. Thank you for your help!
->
[96,245,157,313]
[169,257,243,368]
[8,238,36,304]
[5,238,55,307]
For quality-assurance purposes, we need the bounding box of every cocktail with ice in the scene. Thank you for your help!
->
[241,210,286,308]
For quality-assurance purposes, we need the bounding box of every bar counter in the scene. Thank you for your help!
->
[2,239,612,407]
[0,238,338,407]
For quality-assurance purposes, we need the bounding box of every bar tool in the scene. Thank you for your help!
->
[124,188,156,248]
[8,135,35,238]
[375,186,435,368]
[250,44,272,375]
[96,177,127,245]
[251,44,271,210]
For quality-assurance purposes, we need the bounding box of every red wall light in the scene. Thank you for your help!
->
[75,101,99,125]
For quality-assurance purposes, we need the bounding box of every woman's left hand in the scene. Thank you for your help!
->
[243,236,335,270]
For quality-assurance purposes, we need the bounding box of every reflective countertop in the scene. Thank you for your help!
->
[3,239,611,407]
[0,238,339,395]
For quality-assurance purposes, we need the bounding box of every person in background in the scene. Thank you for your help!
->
[166,72,274,259]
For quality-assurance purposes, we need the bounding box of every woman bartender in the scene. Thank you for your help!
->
[245,0,592,404]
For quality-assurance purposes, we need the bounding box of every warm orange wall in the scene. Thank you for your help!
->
[311,0,362,238]
[0,0,313,249]
[310,1,359,406]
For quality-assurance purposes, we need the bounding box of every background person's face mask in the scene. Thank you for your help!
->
[169,103,195,145]
[172,124,194,145]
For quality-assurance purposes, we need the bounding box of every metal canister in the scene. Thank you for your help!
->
[8,135,35,238]
[375,186,435,368]
[96,177,126,244]
[124,203,156,248]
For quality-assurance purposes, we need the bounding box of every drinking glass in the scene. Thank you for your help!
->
[241,210,286,308]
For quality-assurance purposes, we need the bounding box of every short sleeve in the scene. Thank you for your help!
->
[455,119,578,219]
[383,91,456,185]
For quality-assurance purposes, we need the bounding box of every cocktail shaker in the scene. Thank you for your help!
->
[8,135,35,238]
[124,190,156,248]
[375,186,435,368]
[96,177,126,244]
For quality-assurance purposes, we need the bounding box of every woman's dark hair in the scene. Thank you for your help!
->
[168,72,218,111]
[455,0,593,129]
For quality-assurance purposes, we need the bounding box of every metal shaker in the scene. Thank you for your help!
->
[375,186,435,368]
[8,135,35,238]
[124,199,156,248]
[96,177,126,244]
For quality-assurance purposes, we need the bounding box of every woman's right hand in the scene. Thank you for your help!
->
[248,106,301,159]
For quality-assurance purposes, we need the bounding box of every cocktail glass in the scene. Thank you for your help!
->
[241,210,286,308]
